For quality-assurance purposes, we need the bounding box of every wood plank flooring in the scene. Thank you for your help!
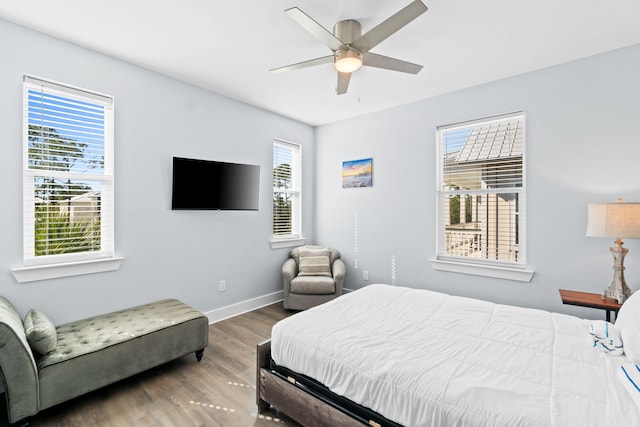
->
[0,303,300,427]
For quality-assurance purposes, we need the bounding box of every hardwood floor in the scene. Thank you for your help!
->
[0,303,300,427]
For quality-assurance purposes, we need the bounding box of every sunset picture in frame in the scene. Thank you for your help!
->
[342,158,373,188]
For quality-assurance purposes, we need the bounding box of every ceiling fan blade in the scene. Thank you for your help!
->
[363,52,423,74]
[336,71,351,95]
[270,55,334,74]
[285,7,345,52]
[352,0,427,52]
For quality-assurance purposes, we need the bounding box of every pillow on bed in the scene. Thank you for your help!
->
[23,308,57,355]
[616,291,640,364]
[298,248,332,277]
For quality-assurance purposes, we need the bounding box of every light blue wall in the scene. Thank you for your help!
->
[3,17,639,324]
[314,44,640,318]
[0,19,315,323]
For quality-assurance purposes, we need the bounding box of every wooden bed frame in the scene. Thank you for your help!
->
[256,340,375,427]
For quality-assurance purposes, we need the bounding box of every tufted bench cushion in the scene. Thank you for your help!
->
[36,299,208,411]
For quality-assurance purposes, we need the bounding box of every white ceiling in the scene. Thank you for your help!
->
[2,0,640,126]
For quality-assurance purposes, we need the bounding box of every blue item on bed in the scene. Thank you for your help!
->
[589,320,624,355]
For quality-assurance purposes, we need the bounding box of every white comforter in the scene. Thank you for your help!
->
[271,284,640,427]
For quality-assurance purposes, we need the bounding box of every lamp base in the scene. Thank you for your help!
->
[603,287,631,304]
[602,240,632,304]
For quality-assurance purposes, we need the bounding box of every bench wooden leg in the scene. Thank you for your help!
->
[195,349,204,361]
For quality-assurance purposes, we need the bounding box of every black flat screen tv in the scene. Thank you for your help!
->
[172,157,260,211]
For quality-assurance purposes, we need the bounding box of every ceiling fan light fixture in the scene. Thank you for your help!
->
[334,49,363,73]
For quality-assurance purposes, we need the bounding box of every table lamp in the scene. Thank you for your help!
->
[586,199,640,303]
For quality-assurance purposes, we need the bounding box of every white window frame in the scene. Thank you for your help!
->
[12,75,121,283]
[431,112,533,282]
[271,139,304,248]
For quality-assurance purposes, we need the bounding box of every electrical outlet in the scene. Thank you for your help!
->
[219,280,226,292]
[363,271,369,281]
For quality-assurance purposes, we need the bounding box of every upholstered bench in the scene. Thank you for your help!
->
[0,297,209,424]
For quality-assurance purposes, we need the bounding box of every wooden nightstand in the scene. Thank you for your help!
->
[559,289,622,322]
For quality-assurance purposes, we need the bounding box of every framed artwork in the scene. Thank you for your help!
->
[342,158,373,188]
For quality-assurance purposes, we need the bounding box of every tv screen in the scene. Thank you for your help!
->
[172,157,260,210]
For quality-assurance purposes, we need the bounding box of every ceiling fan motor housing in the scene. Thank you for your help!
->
[333,19,361,44]
[333,20,364,73]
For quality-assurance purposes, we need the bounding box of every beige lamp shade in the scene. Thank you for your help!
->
[586,201,640,238]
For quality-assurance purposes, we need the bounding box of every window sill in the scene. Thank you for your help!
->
[270,237,306,249]
[12,257,124,283]
[431,258,534,282]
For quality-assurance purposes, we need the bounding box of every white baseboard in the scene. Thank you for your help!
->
[204,291,284,324]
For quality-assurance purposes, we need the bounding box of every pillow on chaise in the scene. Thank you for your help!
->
[23,308,57,355]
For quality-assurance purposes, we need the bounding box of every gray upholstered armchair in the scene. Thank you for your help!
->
[282,246,346,310]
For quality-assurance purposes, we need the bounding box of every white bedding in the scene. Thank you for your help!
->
[271,284,640,427]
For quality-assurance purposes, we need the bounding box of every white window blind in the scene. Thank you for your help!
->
[23,75,115,266]
[273,139,301,238]
[436,112,525,267]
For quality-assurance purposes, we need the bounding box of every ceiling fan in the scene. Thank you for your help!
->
[270,0,428,95]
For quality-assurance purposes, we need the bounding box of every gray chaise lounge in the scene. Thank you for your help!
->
[0,296,209,424]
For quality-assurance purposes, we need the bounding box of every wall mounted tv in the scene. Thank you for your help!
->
[171,157,260,211]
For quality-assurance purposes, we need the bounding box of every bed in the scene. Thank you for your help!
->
[256,284,640,426]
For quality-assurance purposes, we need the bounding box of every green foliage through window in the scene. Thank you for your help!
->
[35,207,100,256]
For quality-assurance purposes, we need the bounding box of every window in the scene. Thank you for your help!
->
[272,139,301,241]
[21,75,115,268]
[434,112,532,281]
